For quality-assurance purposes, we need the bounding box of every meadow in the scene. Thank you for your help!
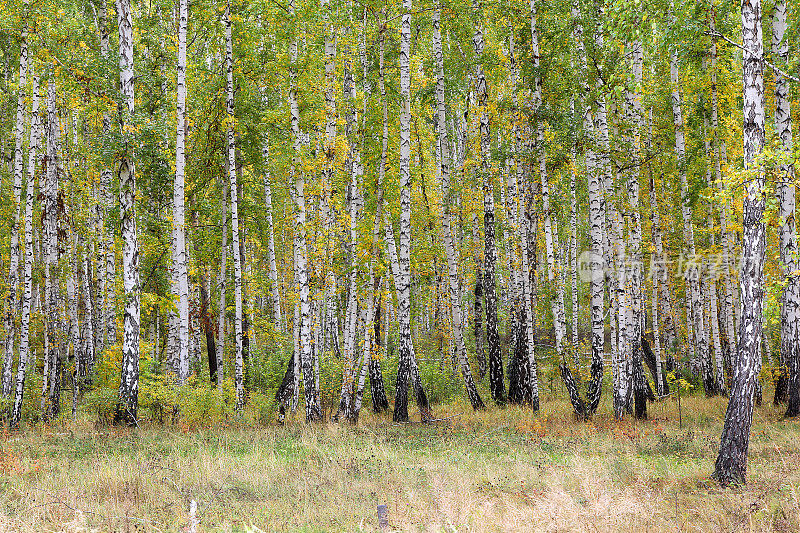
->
[1,394,798,532]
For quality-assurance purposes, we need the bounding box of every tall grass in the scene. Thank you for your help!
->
[1,394,798,532]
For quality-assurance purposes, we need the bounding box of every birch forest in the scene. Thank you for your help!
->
[1,0,800,514]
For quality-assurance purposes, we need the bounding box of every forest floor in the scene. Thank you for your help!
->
[1,395,799,532]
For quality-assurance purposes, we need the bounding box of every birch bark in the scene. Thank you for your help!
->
[171,0,190,383]
[287,0,321,421]
[714,0,766,485]
[114,0,141,426]
[771,1,800,416]
[11,69,38,428]
[473,1,504,404]
[2,19,28,396]
[224,2,246,410]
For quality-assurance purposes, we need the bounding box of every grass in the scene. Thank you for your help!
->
[1,395,799,532]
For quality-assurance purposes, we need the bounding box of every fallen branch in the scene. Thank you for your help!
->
[389,414,459,426]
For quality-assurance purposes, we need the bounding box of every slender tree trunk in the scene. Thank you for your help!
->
[81,243,95,381]
[172,0,190,384]
[392,0,429,422]
[710,9,737,364]
[288,0,321,421]
[770,1,800,416]
[713,0,766,485]
[95,0,116,353]
[473,4,504,405]
[216,186,227,390]
[626,39,647,419]
[224,1,245,411]
[568,2,581,369]
[335,52,364,421]
[369,28,391,414]
[321,0,338,360]
[472,214,486,379]
[262,135,282,331]
[11,69,38,428]
[43,81,63,422]
[2,19,28,396]
[506,30,532,406]
[559,0,603,418]
[385,213,431,422]
[534,1,564,372]
[113,0,140,426]
[585,5,606,416]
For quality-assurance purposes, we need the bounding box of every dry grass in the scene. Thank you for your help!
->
[0,395,798,532]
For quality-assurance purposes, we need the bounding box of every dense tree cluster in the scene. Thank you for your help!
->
[0,0,797,485]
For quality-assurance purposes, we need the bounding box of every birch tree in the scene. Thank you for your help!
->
[173,0,190,384]
[771,0,800,417]
[2,18,27,397]
[713,0,766,486]
[11,69,39,428]
[393,0,431,422]
[288,0,321,421]
[114,0,141,426]
[671,43,715,395]
[224,1,246,410]
[473,0,504,405]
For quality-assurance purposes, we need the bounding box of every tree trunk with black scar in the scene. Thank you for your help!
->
[473,8,504,405]
[370,289,389,412]
[369,28,390,415]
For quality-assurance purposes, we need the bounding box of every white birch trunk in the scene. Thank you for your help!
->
[288,0,320,421]
[3,21,28,396]
[11,69,39,428]
[82,245,95,378]
[321,0,338,359]
[261,134,282,331]
[714,0,766,485]
[224,2,245,410]
[392,0,430,422]
[216,186,227,390]
[475,1,504,405]
[710,10,737,359]
[115,0,140,425]
[625,39,646,418]
[534,1,564,366]
[770,0,800,415]
[173,0,190,384]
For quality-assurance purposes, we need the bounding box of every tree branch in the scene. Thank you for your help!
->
[705,28,800,84]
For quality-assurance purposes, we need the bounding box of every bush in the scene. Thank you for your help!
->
[82,387,118,426]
